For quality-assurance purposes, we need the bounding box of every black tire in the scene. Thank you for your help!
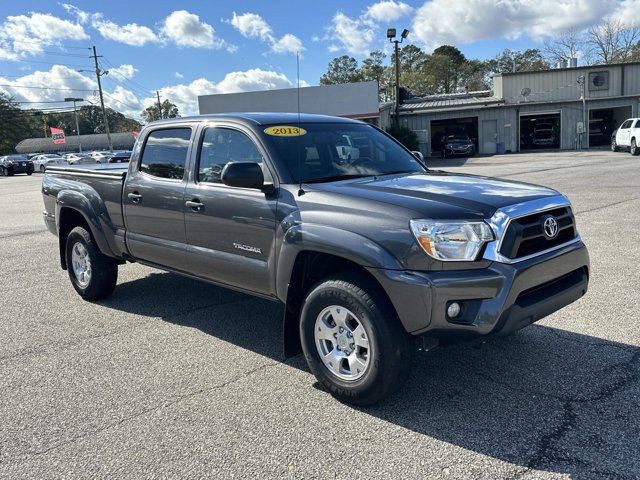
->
[65,226,118,300]
[611,137,619,152]
[40,165,46,173]
[632,139,639,156]
[300,273,413,406]
[26,172,32,176]
[0,167,5,176]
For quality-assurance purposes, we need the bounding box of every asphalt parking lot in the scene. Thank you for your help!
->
[1,151,639,479]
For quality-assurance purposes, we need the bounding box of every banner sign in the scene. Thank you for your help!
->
[50,127,66,145]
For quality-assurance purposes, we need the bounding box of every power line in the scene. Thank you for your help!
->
[0,84,96,92]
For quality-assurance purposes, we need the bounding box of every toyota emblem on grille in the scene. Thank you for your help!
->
[542,216,559,239]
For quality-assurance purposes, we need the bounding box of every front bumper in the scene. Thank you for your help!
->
[369,241,589,337]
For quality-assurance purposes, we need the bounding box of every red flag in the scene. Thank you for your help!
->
[132,130,139,139]
[50,127,66,145]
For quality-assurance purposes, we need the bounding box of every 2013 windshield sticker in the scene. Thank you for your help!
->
[264,126,307,137]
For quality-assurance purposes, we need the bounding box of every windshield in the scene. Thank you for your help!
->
[445,134,470,142]
[260,123,425,183]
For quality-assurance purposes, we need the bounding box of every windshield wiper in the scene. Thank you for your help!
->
[303,173,375,184]
[378,170,419,176]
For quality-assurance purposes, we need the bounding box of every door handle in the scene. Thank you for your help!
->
[128,192,142,203]
[186,199,204,211]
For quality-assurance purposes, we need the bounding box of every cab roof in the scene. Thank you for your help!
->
[147,112,365,127]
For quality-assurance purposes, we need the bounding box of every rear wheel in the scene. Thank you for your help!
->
[0,167,6,176]
[611,136,619,152]
[300,273,413,406]
[631,139,639,156]
[40,165,46,173]
[26,172,32,176]
[65,226,118,300]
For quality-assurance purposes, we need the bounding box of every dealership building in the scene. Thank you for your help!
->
[393,61,640,156]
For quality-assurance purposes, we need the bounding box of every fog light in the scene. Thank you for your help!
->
[447,302,461,318]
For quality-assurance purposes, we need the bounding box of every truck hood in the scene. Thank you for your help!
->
[311,171,561,219]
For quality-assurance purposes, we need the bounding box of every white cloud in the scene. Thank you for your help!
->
[365,1,413,21]
[161,10,234,51]
[607,0,640,25]
[328,12,375,56]
[174,72,184,79]
[411,0,616,49]
[229,12,273,41]
[227,11,304,55]
[93,19,159,46]
[154,68,294,116]
[0,12,88,60]
[108,64,138,80]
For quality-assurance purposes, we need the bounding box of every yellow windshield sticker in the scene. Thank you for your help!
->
[264,126,307,137]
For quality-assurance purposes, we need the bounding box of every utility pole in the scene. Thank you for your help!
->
[577,75,586,149]
[156,91,162,120]
[387,28,409,126]
[65,97,84,152]
[91,46,113,152]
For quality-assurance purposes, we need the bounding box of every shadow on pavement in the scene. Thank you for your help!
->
[103,271,639,478]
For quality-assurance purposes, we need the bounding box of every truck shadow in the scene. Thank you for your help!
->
[103,271,639,478]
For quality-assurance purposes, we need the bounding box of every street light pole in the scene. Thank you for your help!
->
[65,97,84,152]
[388,28,409,126]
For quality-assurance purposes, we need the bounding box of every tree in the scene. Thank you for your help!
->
[386,124,419,151]
[486,49,550,74]
[543,28,585,65]
[586,19,640,64]
[426,45,468,94]
[360,50,392,101]
[0,94,42,154]
[141,99,179,123]
[319,56,363,85]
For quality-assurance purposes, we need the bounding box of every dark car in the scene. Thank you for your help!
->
[441,133,476,158]
[43,113,589,405]
[0,154,34,176]
[532,123,556,147]
[108,151,132,163]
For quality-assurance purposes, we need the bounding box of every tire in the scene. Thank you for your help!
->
[0,167,5,176]
[65,226,118,300]
[26,172,32,176]
[40,165,46,173]
[300,273,413,406]
[611,137,619,152]
[631,139,640,156]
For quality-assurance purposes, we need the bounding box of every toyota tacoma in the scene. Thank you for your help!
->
[42,114,589,405]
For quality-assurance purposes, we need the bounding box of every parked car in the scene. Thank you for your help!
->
[64,153,97,165]
[531,123,557,147]
[32,154,67,173]
[611,118,640,155]
[441,133,476,157]
[108,151,132,163]
[43,113,589,405]
[0,154,34,176]
[88,151,114,162]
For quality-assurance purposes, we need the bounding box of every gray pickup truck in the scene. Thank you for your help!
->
[43,113,589,405]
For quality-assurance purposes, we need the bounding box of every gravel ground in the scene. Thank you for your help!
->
[0,150,638,479]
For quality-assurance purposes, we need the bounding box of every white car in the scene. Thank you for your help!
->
[31,154,67,173]
[64,153,97,165]
[612,118,640,155]
[88,151,114,162]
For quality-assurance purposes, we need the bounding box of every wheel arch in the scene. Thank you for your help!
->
[282,249,396,358]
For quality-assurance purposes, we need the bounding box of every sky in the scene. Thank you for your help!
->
[0,0,637,121]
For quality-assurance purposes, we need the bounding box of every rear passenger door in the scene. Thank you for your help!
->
[183,124,278,296]
[123,126,193,271]
[617,119,633,146]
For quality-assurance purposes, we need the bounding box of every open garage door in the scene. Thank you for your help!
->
[520,112,561,151]
[430,117,478,155]
[589,105,632,147]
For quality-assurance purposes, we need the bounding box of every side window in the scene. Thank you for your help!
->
[621,120,632,129]
[140,128,191,180]
[198,128,264,184]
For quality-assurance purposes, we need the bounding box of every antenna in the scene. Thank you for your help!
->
[297,51,304,196]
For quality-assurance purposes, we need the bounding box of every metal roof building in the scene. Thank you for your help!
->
[387,61,640,157]
[15,132,136,154]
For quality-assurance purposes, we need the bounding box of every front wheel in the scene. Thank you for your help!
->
[26,172,32,176]
[65,226,118,300]
[300,274,413,406]
[0,167,6,176]
[40,165,46,173]
[631,139,639,156]
[611,137,619,152]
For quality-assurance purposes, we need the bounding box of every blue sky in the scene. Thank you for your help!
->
[0,0,631,119]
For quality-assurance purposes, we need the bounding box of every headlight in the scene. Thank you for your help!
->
[410,220,494,261]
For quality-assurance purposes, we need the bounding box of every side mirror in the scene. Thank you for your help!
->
[221,162,264,189]
[411,151,424,162]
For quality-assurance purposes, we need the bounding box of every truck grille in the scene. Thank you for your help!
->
[499,207,576,259]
